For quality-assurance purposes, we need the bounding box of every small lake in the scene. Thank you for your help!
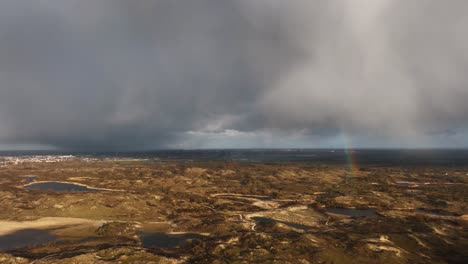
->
[139,232,204,248]
[0,229,56,251]
[24,182,100,192]
[416,209,457,217]
[252,217,313,231]
[326,208,377,217]
[395,182,417,188]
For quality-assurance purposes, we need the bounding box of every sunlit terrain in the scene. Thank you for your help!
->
[0,150,466,263]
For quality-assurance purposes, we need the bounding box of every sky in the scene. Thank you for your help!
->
[0,0,467,150]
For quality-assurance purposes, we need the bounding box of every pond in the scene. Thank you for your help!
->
[139,232,204,248]
[24,182,101,192]
[395,182,418,188]
[326,208,377,217]
[0,229,56,251]
[251,217,313,231]
[416,209,457,217]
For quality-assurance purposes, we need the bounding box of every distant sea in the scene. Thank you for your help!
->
[1,149,468,166]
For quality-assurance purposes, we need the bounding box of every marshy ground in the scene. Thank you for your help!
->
[0,158,466,263]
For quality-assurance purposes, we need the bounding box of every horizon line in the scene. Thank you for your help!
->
[1,147,468,153]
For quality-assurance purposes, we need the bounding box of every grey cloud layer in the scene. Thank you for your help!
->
[0,0,467,149]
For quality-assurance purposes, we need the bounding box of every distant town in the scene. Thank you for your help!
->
[0,156,76,167]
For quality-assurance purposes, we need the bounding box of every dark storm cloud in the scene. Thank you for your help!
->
[0,0,467,149]
[0,0,296,149]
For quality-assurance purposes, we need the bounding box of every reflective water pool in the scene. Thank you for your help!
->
[139,232,204,248]
[416,209,457,216]
[251,217,313,231]
[0,229,56,251]
[24,182,100,192]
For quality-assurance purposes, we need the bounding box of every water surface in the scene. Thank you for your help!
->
[395,182,416,188]
[416,209,456,216]
[24,182,100,192]
[0,229,56,251]
[252,217,313,231]
[139,232,204,248]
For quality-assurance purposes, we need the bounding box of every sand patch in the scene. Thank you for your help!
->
[0,217,106,236]
[18,181,123,192]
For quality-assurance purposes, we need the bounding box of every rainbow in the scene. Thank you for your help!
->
[342,134,358,177]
